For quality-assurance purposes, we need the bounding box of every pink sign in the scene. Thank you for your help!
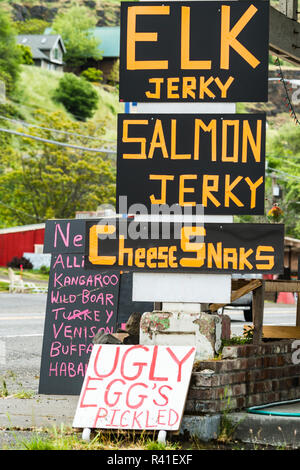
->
[72,344,196,431]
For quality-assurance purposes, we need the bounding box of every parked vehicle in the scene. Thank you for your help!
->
[222,274,262,322]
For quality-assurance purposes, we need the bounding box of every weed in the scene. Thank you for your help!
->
[0,379,8,398]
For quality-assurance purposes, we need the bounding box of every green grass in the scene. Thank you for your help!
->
[0,281,9,292]
[0,267,49,282]
[12,65,121,143]
[12,426,183,451]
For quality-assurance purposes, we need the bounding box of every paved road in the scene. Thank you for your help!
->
[0,293,297,394]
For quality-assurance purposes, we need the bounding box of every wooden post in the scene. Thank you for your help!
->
[252,281,265,344]
[296,293,300,327]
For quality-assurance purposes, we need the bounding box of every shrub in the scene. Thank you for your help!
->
[80,68,103,83]
[53,73,98,121]
[7,256,33,270]
[18,44,34,65]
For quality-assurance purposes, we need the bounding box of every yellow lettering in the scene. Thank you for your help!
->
[148,120,168,159]
[223,248,238,269]
[202,175,221,207]
[89,225,116,266]
[119,235,133,266]
[182,77,196,99]
[181,6,211,70]
[122,120,148,159]
[149,174,174,204]
[245,176,264,208]
[222,120,239,162]
[145,78,164,99]
[225,175,244,207]
[167,77,180,98]
[214,76,234,98]
[207,242,223,269]
[199,76,215,99]
[242,120,262,162]
[239,248,253,270]
[256,246,275,270]
[179,174,197,206]
[127,5,170,70]
[194,119,217,161]
[220,4,260,69]
[180,226,206,267]
[171,120,191,159]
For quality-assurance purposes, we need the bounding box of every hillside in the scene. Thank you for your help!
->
[10,64,122,143]
[2,0,121,27]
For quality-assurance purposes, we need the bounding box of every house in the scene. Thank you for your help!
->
[90,26,120,81]
[17,34,66,71]
[0,223,46,267]
[44,26,120,80]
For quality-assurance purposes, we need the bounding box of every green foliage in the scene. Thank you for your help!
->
[0,9,21,95]
[15,19,50,35]
[53,73,99,121]
[81,67,103,83]
[0,109,115,226]
[107,59,120,85]
[266,122,300,238]
[18,44,34,65]
[52,6,102,68]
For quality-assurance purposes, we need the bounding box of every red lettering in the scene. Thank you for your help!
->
[80,376,102,408]
[93,345,120,378]
[93,407,108,427]
[126,383,148,409]
[132,411,143,429]
[104,379,125,407]
[120,345,149,380]
[166,347,195,382]
[149,345,168,381]
[153,385,172,406]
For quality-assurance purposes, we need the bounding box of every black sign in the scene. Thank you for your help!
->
[85,220,284,275]
[119,1,269,102]
[39,219,154,395]
[116,113,266,215]
[39,255,120,395]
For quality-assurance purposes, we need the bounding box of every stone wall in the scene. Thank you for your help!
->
[185,340,300,415]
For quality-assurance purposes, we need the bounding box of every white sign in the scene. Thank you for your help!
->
[73,344,196,431]
[132,272,231,303]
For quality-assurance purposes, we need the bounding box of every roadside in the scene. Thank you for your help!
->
[0,297,299,450]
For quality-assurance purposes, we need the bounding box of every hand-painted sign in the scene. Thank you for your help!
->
[119,1,269,102]
[116,113,266,215]
[72,344,196,430]
[39,219,154,395]
[85,219,284,274]
[38,254,120,395]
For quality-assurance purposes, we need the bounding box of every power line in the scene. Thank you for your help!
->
[10,98,120,140]
[0,114,116,144]
[0,126,117,154]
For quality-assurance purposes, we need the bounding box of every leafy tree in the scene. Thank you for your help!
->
[266,122,300,238]
[15,19,50,35]
[53,73,99,121]
[0,9,21,94]
[52,6,102,69]
[0,110,115,226]
[81,67,103,83]
[18,44,34,65]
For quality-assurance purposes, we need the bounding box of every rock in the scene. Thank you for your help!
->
[11,3,31,21]
[125,312,142,337]
[123,335,139,345]
[92,332,122,345]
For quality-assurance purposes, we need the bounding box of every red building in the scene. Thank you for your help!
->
[0,224,45,267]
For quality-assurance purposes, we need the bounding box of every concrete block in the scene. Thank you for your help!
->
[140,311,222,360]
[179,414,221,441]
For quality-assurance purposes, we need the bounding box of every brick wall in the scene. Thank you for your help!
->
[185,340,300,415]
